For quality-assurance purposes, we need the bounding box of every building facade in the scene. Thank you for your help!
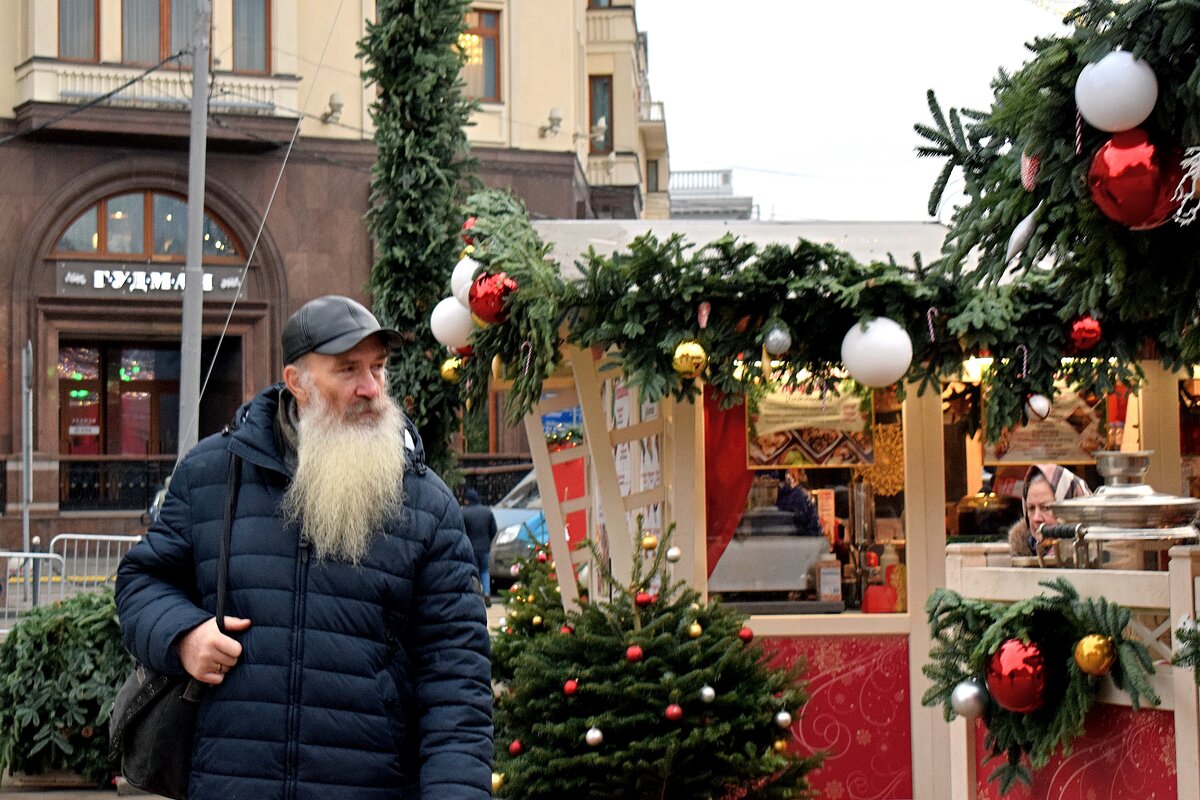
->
[0,0,670,547]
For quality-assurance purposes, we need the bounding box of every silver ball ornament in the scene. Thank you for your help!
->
[699,685,716,704]
[763,324,793,356]
[950,678,989,721]
[585,726,604,746]
[665,546,682,563]
[774,710,793,729]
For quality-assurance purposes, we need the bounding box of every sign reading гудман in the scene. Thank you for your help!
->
[55,262,245,298]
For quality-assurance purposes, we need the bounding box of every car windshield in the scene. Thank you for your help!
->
[495,472,542,510]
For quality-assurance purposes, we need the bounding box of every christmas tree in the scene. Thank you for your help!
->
[492,522,822,799]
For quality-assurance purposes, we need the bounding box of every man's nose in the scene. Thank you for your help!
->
[355,373,381,398]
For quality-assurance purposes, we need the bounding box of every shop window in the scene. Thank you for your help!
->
[589,75,613,154]
[59,0,99,61]
[459,10,500,102]
[58,338,243,510]
[52,191,242,262]
[233,0,270,73]
[123,0,195,66]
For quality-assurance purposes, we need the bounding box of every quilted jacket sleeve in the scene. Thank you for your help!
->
[115,450,215,677]
[410,487,493,799]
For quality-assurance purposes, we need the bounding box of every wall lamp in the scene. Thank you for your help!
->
[573,115,607,145]
[321,92,344,124]
[538,107,564,137]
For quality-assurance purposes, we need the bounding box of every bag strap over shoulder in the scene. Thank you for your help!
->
[215,452,241,636]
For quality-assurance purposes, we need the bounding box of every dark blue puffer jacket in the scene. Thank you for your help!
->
[116,383,493,800]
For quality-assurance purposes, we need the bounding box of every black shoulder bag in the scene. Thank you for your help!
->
[110,453,241,800]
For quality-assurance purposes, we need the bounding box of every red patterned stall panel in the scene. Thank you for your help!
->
[764,635,913,800]
[973,703,1176,800]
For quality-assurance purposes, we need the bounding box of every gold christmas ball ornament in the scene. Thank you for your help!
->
[439,357,463,383]
[491,354,507,380]
[672,339,708,378]
[641,534,659,551]
[492,773,505,792]
[1074,634,1117,676]
[532,615,544,628]
[773,738,789,753]
[688,622,703,639]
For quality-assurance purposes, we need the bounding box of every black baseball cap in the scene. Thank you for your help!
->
[282,295,403,364]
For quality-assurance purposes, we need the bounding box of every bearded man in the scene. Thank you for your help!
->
[116,295,493,800]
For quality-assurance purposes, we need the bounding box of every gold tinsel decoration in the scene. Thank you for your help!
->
[855,422,904,496]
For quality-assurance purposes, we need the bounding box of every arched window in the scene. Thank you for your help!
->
[52,191,243,263]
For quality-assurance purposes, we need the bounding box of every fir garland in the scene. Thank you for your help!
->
[1172,617,1200,685]
[491,523,821,800]
[923,578,1159,794]
[360,0,477,475]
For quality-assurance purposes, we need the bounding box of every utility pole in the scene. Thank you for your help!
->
[179,0,212,454]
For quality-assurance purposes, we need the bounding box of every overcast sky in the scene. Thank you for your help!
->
[635,0,1071,222]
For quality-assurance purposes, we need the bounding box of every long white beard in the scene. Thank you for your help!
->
[281,386,406,564]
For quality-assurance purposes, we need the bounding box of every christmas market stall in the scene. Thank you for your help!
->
[426,2,1200,795]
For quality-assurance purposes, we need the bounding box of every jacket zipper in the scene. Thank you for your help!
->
[285,538,311,800]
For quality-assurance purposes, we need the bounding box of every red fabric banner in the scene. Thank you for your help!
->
[703,387,756,576]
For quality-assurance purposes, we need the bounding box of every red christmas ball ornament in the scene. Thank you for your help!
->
[560,624,574,635]
[508,739,523,756]
[626,644,644,663]
[451,345,473,358]
[1087,128,1182,230]
[635,591,653,607]
[665,703,683,721]
[563,679,579,696]
[985,638,1047,713]
[468,271,519,325]
[536,551,548,563]
[1070,314,1103,352]
[738,627,754,643]
[461,216,477,245]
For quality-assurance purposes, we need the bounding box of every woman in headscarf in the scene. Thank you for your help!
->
[1008,463,1092,561]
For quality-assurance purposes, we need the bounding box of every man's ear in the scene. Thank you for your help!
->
[283,364,308,405]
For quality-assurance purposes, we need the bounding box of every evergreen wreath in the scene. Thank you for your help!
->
[1172,617,1200,685]
[923,578,1159,794]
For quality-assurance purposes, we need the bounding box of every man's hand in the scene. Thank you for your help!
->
[176,616,251,685]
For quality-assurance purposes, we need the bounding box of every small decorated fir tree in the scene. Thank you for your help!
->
[492,522,821,800]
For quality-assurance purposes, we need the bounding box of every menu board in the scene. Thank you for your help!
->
[747,384,874,469]
[984,382,1104,465]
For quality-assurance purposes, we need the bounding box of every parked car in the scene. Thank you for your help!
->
[488,471,543,590]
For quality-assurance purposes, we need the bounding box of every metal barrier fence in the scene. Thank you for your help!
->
[1,533,141,634]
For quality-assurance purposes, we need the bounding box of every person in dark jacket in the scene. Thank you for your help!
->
[116,295,493,800]
[460,488,497,598]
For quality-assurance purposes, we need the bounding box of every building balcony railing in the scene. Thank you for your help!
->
[586,7,638,47]
[669,169,736,196]
[59,456,175,513]
[640,101,665,124]
[14,59,301,118]
[588,151,643,188]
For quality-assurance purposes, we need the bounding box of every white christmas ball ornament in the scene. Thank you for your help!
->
[451,256,481,307]
[840,317,913,387]
[665,546,682,563]
[430,297,475,349]
[1075,50,1158,133]
[1026,393,1053,422]
[763,323,793,356]
[585,726,604,746]
[699,685,716,703]
[774,710,793,728]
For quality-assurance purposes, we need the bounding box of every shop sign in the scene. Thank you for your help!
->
[56,262,245,298]
[747,381,875,468]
